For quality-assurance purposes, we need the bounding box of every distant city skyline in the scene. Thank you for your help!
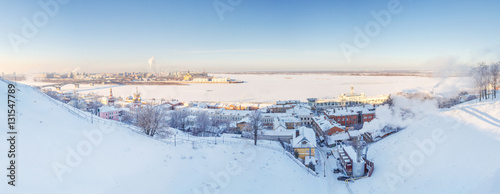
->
[1,0,500,73]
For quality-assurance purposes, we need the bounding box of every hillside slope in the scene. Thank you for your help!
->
[0,81,325,194]
[352,98,500,194]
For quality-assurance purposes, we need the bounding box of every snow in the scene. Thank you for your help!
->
[328,132,350,142]
[292,127,317,148]
[350,98,500,194]
[23,74,468,103]
[361,95,439,136]
[5,77,500,194]
[97,106,119,113]
[237,117,250,124]
[305,156,317,165]
[286,105,313,116]
[312,116,342,132]
[0,81,327,194]
[324,105,376,117]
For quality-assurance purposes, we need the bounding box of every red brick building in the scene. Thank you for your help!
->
[323,106,376,127]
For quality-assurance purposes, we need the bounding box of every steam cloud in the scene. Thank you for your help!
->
[148,56,155,70]
[361,95,439,136]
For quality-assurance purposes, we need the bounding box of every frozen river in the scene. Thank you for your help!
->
[29,74,472,103]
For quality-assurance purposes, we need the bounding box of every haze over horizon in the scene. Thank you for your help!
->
[1,0,500,73]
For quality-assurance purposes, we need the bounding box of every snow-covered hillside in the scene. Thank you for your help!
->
[2,79,499,194]
[352,98,500,194]
[0,81,325,194]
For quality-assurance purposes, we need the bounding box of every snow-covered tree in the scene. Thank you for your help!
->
[249,110,262,145]
[169,109,188,131]
[194,111,211,136]
[471,63,488,101]
[490,62,499,99]
[135,105,169,137]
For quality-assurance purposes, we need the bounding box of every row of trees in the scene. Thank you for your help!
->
[118,103,265,146]
[136,107,244,138]
[169,110,232,136]
[471,62,499,100]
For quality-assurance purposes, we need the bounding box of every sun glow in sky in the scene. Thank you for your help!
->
[1,0,500,73]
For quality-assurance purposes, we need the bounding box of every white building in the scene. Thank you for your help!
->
[307,87,388,110]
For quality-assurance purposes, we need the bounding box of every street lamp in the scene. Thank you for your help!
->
[174,131,178,146]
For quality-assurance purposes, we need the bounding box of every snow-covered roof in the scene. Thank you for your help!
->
[218,109,253,116]
[292,127,317,148]
[237,117,251,124]
[343,146,357,160]
[328,132,350,142]
[312,116,342,132]
[261,112,290,118]
[347,130,361,137]
[327,130,361,142]
[286,105,313,116]
[262,129,294,136]
[273,117,287,131]
[98,106,118,113]
[324,105,375,117]
[273,116,300,131]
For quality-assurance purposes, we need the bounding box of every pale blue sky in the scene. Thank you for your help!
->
[1,0,499,73]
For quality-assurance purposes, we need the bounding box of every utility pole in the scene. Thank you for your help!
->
[324,161,326,177]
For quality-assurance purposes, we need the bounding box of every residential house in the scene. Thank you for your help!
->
[292,127,317,160]
[311,116,345,139]
[97,106,119,121]
[273,116,301,131]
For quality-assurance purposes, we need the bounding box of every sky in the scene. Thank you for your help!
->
[1,0,500,73]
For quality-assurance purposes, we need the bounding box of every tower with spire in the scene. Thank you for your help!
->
[132,87,142,109]
[107,87,115,106]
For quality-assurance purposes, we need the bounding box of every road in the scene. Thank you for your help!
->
[316,146,351,193]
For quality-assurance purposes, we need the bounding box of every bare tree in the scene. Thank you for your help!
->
[135,105,169,137]
[87,92,103,114]
[194,111,211,136]
[120,110,134,124]
[249,110,262,145]
[482,64,491,99]
[169,109,189,131]
[471,63,488,101]
[491,62,500,99]
[46,90,63,101]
